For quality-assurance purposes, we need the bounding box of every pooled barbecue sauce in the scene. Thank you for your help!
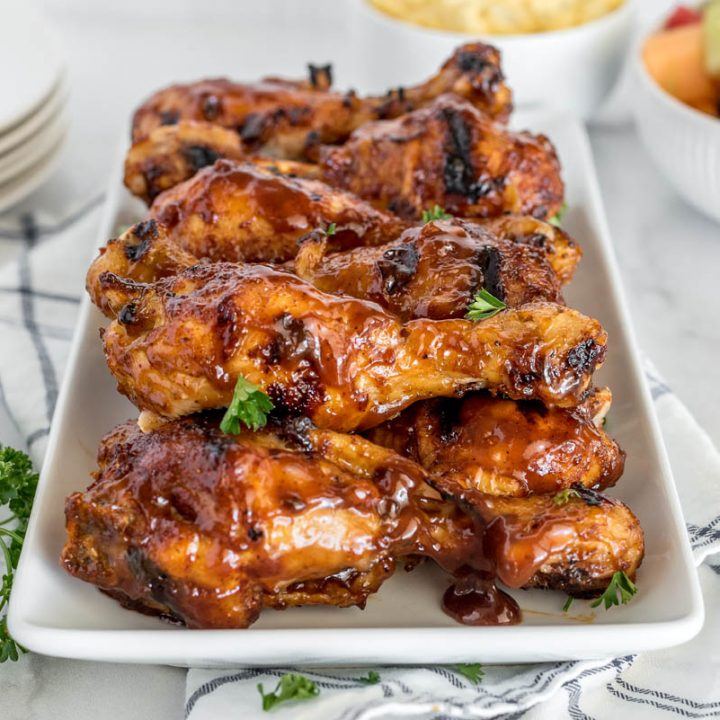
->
[442,570,521,626]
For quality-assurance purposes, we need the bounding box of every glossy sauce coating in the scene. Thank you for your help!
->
[293,217,565,321]
[61,417,485,628]
[62,416,642,628]
[366,389,625,497]
[147,160,408,264]
[101,263,607,431]
[131,43,512,155]
[320,95,564,221]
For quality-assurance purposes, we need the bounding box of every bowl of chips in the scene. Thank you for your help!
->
[352,0,635,118]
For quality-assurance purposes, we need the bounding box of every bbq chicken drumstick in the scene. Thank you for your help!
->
[125,95,562,216]
[87,216,578,320]
[101,263,607,431]
[366,388,625,497]
[131,42,512,155]
[127,160,407,265]
[62,415,643,628]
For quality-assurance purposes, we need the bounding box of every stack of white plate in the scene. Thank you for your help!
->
[0,1,66,213]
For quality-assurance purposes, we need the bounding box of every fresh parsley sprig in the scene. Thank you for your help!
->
[357,670,381,685]
[553,488,581,506]
[326,222,337,236]
[421,205,452,223]
[454,663,484,684]
[549,201,568,227]
[466,289,506,321]
[257,672,319,711]
[590,571,637,610]
[0,446,39,663]
[220,376,274,434]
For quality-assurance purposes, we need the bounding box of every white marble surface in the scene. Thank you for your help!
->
[0,0,718,717]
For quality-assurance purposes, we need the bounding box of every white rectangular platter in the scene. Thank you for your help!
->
[8,114,704,666]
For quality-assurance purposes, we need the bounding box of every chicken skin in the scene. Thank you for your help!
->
[320,94,563,221]
[292,217,570,320]
[125,94,562,218]
[145,161,408,264]
[366,388,624,497]
[131,43,512,155]
[124,121,320,204]
[450,484,644,595]
[101,263,607,431]
[62,416,643,628]
[61,416,480,628]
[87,216,577,320]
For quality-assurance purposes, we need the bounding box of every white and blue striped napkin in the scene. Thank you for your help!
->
[0,202,718,720]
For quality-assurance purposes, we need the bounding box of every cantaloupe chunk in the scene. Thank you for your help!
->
[643,24,716,105]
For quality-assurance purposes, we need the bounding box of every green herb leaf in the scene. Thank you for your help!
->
[421,205,453,223]
[590,571,637,610]
[257,673,319,711]
[562,596,574,613]
[0,446,39,662]
[357,670,381,685]
[326,222,337,236]
[549,201,568,226]
[466,289,506,321]
[220,377,274,434]
[553,488,581,506]
[0,616,25,663]
[454,663,484,684]
[0,447,38,524]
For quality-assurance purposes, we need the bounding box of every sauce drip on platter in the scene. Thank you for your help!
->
[442,569,521,626]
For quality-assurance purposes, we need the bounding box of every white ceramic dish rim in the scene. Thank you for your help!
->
[633,28,720,133]
[0,109,68,185]
[7,116,704,666]
[0,75,68,157]
[355,0,634,43]
[0,4,65,134]
[0,132,66,214]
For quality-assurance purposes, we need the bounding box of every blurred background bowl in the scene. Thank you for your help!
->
[632,33,720,223]
[351,0,635,119]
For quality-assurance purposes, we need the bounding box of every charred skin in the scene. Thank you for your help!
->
[124,121,319,204]
[366,388,625,497]
[61,417,481,629]
[62,417,642,626]
[101,263,606,431]
[292,217,566,321]
[124,97,562,219]
[87,216,578,321]
[131,42,512,155]
[320,95,564,221]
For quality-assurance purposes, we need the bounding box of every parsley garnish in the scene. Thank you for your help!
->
[466,289,506,321]
[454,663,484,684]
[421,205,452,223]
[590,571,637,610]
[562,596,574,613]
[553,488,581,506]
[549,201,568,226]
[257,673,319,711]
[220,376,274,434]
[326,222,336,236]
[357,670,381,684]
[0,447,39,662]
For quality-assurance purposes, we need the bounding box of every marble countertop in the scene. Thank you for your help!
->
[0,0,717,717]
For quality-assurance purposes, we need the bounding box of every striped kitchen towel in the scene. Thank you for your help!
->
[0,202,718,720]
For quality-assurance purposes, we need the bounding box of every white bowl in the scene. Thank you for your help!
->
[350,0,635,119]
[632,37,720,223]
